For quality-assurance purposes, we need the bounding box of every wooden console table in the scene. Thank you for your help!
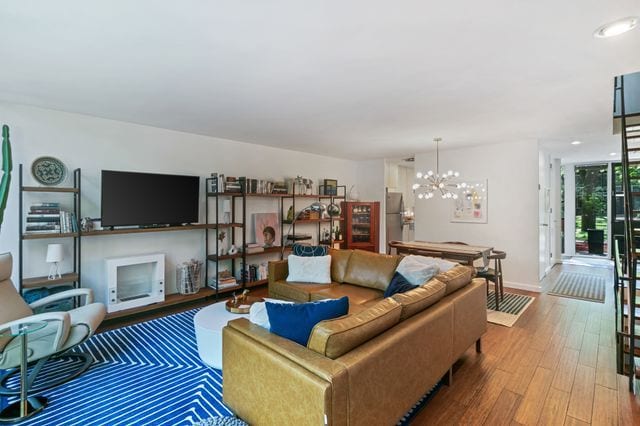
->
[388,241,493,267]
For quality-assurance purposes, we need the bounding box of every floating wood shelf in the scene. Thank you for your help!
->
[245,193,286,198]
[245,247,283,257]
[22,232,79,240]
[82,224,210,236]
[104,287,216,320]
[22,186,79,193]
[207,253,243,261]
[246,279,268,288]
[282,219,332,224]
[208,223,244,229]
[281,194,323,199]
[22,273,79,289]
[213,284,243,294]
[206,192,246,197]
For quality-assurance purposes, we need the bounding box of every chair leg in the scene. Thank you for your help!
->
[0,352,93,396]
[476,338,482,353]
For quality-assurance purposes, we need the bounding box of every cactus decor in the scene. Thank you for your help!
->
[0,125,12,231]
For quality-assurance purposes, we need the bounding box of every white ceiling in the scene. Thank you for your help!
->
[1,1,639,160]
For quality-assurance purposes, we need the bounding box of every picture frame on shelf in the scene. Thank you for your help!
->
[322,179,338,196]
[253,212,280,248]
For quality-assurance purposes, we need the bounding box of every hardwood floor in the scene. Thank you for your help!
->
[412,261,640,425]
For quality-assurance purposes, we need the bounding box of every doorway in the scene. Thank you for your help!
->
[571,164,609,256]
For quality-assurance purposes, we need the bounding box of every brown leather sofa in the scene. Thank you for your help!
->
[223,249,487,426]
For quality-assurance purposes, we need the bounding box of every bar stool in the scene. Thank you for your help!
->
[477,250,506,311]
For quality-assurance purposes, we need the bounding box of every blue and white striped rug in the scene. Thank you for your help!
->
[2,307,441,425]
[2,309,243,426]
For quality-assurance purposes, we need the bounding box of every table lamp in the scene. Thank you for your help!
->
[46,243,63,280]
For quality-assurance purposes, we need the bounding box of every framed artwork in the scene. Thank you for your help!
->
[323,179,338,196]
[253,213,281,247]
[451,180,488,223]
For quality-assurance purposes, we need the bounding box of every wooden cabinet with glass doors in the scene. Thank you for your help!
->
[341,201,380,252]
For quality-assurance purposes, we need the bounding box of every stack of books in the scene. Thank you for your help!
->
[25,203,78,235]
[245,243,264,254]
[272,181,288,194]
[211,270,237,289]
[244,263,268,282]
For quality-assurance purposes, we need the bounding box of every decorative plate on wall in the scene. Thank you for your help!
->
[31,156,67,186]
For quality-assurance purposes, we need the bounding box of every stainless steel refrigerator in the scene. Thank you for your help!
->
[386,191,404,246]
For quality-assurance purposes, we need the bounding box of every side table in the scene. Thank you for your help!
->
[0,321,48,423]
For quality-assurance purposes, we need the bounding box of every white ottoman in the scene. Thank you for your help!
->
[193,301,250,369]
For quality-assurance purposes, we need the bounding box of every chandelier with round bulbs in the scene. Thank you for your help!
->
[413,137,462,200]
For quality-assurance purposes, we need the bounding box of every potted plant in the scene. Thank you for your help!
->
[0,125,12,232]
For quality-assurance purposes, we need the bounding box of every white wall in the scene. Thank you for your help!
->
[0,103,366,302]
[414,140,540,291]
[355,159,386,252]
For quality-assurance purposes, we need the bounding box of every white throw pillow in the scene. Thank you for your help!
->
[396,255,441,286]
[249,299,294,330]
[286,254,332,284]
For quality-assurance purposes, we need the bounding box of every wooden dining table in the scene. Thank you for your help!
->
[388,240,493,267]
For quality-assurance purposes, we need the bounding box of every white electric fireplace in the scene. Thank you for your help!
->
[105,253,165,313]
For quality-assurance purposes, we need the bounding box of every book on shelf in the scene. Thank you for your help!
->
[25,228,61,234]
[29,208,61,214]
[30,202,60,208]
[26,216,60,222]
[211,270,237,288]
[245,243,264,254]
[216,281,238,290]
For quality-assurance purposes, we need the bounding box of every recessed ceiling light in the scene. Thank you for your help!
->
[571,141,582,145]
[610,152,617,156]
[594,16,639,38]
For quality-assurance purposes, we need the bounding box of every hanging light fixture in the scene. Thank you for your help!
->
[413,138,461,200]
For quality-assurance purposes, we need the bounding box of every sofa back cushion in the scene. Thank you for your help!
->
[391,278,446,320]
[307,298,402,359]
[328,248,353,283]
[435,265,475,295]
[343,250,400,291]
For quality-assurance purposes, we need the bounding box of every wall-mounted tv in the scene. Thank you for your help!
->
[101,170,200,227]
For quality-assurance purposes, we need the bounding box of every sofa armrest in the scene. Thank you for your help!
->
[223,318,349,426]
[268,260,288,283]
[226,318,346,381]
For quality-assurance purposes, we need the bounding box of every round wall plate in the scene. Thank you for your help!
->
[31,156,67,186]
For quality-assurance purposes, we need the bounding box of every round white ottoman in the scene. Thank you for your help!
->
[193,301,250,369]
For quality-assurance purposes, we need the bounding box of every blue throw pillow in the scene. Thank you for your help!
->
[292,243,328,257]
[384,272,418,298]
[266,297,349,346]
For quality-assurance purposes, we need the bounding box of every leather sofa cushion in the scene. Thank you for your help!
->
[391,278,446,320]
[435,265,475,295]
[328,248,353,283]
[343,250,400,291]
[307,298,402,359]
[270,280,336,302]
[309,284,383,307]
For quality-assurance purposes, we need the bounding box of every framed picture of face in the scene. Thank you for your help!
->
[253,213,281,247]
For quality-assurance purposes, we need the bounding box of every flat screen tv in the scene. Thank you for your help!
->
[101,170,200,227]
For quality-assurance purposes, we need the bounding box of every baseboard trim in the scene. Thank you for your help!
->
[503,280,542,293]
